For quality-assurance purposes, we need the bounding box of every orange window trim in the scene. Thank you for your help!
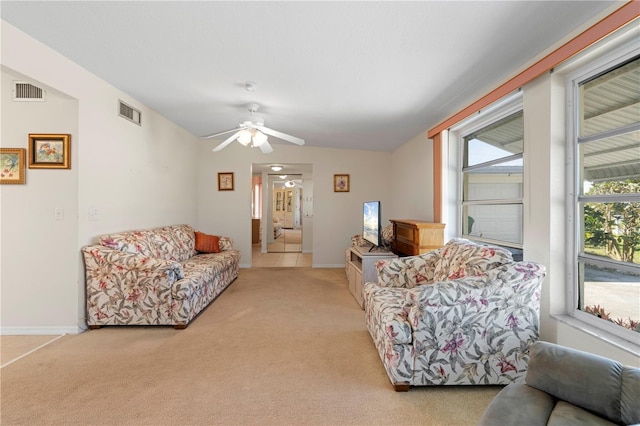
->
[432,132,443,223]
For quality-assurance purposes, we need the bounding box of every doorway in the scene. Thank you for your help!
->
[268,176,302,253]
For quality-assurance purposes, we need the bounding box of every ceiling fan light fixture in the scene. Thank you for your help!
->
[252,131,268,146]
[238,130,252,146]
[270,165,283,172]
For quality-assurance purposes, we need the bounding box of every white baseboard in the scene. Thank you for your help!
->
[312,264,344,268]
[1,326,83,335]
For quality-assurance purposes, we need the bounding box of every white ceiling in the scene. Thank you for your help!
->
[1,1,617,152]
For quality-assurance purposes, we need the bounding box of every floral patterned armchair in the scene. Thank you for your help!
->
[362,238,546,391]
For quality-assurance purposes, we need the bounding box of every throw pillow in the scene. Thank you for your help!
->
[194,231,220,253]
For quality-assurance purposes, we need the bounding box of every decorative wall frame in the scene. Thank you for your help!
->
[0,148,26,184]
[28,133,71,169]
[218,172,234,191]
[334,174,350,192]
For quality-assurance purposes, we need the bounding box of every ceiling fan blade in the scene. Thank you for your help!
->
[258,140,273,154]
[202,127,241,139]
[212,131,242,152]
[255,125,305,145]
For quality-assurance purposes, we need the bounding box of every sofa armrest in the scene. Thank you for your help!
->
[375,250,441,288]
[526,341,640,425]
[82,245,184,299]
[219,236,234,251]
[82,244,184,282]
[82,244,186,325]
[363,284,413,344]
[405,262,545,384]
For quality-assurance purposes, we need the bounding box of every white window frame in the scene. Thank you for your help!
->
[565,42,640,345]
[449,91,524,249]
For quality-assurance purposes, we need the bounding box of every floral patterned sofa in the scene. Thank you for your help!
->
[362,238,546,391]
[81,224,240,329]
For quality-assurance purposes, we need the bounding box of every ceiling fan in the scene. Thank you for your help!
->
[202,103,305,154]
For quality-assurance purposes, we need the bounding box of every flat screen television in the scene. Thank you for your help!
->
[363,201,382,249]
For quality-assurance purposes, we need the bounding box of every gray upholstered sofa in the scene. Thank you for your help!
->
[479,341,640,425]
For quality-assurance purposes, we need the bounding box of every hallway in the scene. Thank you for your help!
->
[252,243,312,267]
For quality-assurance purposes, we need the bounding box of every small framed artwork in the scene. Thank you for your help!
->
[218,172,234,191]
[28,133,71,169]
[334,174,350,192]
[0,148,26,184]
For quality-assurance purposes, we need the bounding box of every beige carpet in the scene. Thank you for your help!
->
[0,268,500,425]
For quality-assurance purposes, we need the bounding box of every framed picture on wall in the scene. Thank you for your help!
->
[334,174,349,192]
[0,148,26,184]
[218,172,234,191]
[28,133,71,169]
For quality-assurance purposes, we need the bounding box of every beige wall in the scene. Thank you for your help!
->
[389,130,434,222]
[197,141,398,267]
[1,21,200,334]
[1,69,80,333]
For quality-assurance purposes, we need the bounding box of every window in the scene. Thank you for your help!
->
[568,50,639,342]
[456,96,524,259]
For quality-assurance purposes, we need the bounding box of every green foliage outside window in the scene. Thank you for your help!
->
[584,179,640,264]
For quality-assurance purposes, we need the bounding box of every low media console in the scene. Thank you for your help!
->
[345,245,397,309]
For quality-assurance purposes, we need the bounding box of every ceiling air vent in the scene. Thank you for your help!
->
[119,100,141,125]
[13,81,46,101]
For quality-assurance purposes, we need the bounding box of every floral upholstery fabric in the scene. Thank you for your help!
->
[363,239,545,389]
[83,225,240,328]
[375,250,441,288]
[431,238,513,282]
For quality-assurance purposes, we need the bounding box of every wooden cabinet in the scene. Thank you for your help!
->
[345,246,397,309]
[390,220,445,256]
[251,219,261,244]
[274,189,285,224]
[274,188,295,228]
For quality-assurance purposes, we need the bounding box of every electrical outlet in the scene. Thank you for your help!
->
[89,207,99,221]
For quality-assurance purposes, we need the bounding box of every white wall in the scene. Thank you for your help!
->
[1,21,200,334]
[197,141,394,267]
[1,69,80,334]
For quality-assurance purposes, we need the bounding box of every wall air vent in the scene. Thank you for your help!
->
[13,81,46,101]
[119,100,142,125]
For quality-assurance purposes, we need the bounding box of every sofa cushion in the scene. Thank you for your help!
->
[195,232,220,253]
[99,230,160,258]
[151,225,196,262]
[432,238,513,282]
[547,401,617,426]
